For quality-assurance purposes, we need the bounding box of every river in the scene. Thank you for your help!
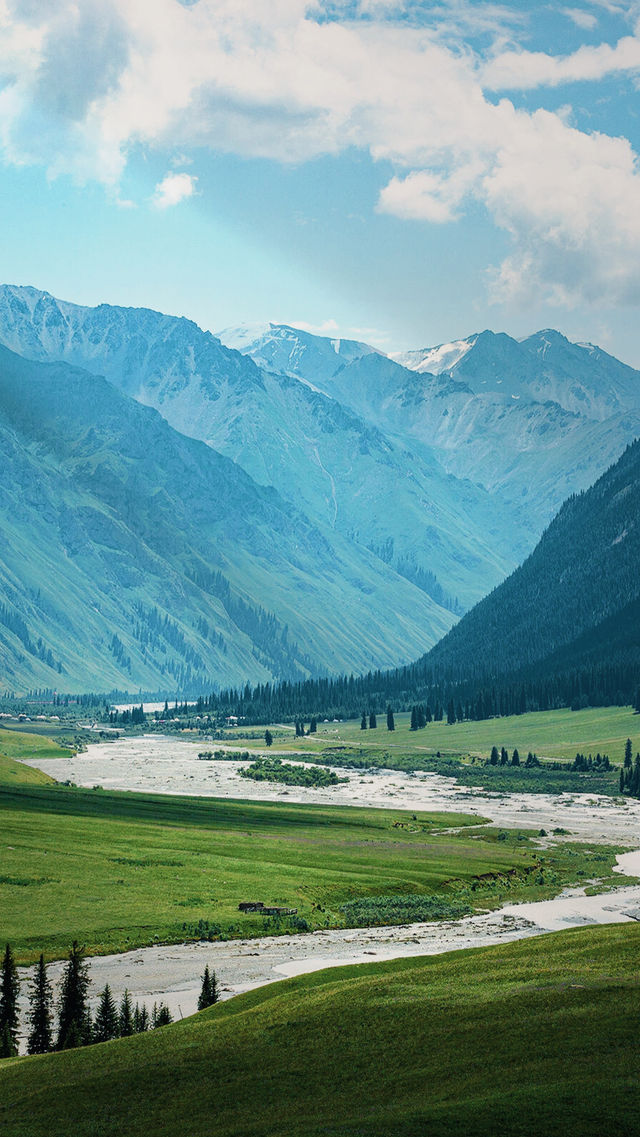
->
[15,734,640,1051]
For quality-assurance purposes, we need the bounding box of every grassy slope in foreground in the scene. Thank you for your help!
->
[0,778,623,963]
[2,924,639,1137]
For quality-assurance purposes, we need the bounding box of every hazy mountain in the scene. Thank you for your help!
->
[219,322,379,385]
[392,328,640,420]
[0,344,456,693]
[2,285,639,634]
[262,326,640,534]
[0,286,518,612]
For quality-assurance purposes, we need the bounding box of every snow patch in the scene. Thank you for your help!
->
[391,338,475,375]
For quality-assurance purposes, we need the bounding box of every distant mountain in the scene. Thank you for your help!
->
[392,328,640,420]
[219,322,379,385]
[2,285,640,649]
[0,344,456,693]
[0,286,518,612]
[285,328,640,534]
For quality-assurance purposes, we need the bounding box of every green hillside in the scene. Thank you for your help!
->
[2,925,639,1136]
[0,343,454,693]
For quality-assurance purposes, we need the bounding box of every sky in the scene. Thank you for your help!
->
[1,0,640,363]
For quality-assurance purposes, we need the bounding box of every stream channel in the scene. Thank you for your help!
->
[17,734,640,1048]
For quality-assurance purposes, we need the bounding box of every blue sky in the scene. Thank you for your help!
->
[1,1,640,362]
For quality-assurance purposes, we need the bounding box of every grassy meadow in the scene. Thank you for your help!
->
[224,705,638,761]
[216,705,639,794]
[0,765,624,964]
[2,923,639,1136]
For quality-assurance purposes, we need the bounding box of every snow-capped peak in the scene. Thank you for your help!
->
[390,337,476,375]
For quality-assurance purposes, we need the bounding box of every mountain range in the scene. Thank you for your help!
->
[0,283,638,693]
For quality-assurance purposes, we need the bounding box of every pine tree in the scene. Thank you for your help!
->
[309,717,317,733]
[386,706,395,731]
[500,747,508,766]
[361,712,367,730]
[197,965,219,1010]
[152,1003,173,1028]
[511,748,520,767]
[447,700,456,725]
[410,707,418,731]
[27,954,53,1055]
[620,767,625,794]
[133,1003,150,1033]
[56,941,91,1050]
[93,984,119,1043]
[119,990,133,1037]
[489,746,499,766]
[624,738,633,768]
[265,729,273,747]
[369,711,377,729]
[0,944,19,1058]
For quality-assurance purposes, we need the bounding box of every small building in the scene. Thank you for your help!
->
[238,901,298,916]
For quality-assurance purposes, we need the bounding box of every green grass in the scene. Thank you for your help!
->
[2,924,639,1136]
[224,705,639,762]
[0,781,623,963]
[0,727,74,763]
[217,706,639,794]
[0,729,69,788]
[0,754,55,787]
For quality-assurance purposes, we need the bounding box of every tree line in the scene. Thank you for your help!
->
[0,942,218,1058]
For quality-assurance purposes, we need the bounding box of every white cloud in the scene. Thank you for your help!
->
[482,33,640,89]
[151,170,197,209]
[2,0,640,308]
[563,8,599,30]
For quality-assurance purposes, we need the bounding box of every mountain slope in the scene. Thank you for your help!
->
[286,331,640,534]
[3,286,640,626]
[204,439,640,720]
[421,437,640,686]
[0,286,519,611]
[0,344,456,692]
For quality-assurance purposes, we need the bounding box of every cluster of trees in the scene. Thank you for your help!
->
[109,703,146,726]
[294,718,317,736]
[620,739,640,797]
[0,942,218,1058]
[570,752,612,772]
[487,746,537,767]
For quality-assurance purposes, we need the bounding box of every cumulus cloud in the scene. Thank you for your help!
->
[151,171,197,209]
[2,0,640,308]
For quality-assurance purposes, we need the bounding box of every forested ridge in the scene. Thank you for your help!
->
[204,439,640,722]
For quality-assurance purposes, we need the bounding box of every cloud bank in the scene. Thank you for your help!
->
[2,0,640,308]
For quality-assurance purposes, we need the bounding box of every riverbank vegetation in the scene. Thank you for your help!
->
[239,756,348,788]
